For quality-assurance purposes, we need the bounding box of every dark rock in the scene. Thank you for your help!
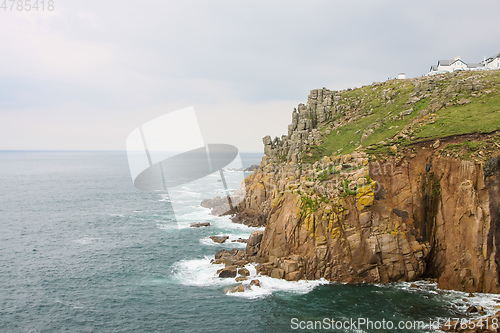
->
[210,236,229,244]
[238,268,250,277]
[218,266,237,278]
[190,222,211,228]
[210,258,224,265]
[215,249,232,259]
[250,279,261,287]
[235,276,247,282]
[230,260,246,268]
[270,268,285,279]
[466,306,478,314]
[244,164,260,172]
[231,238,248,243]
[214,248,248,267]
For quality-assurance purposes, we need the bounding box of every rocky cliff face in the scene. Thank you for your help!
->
[262,88,336,163]
[232,70,500,293]
[238,137,500,292]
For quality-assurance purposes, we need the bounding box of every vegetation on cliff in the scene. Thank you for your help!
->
[262,70,500,164]
[226,70,500,293]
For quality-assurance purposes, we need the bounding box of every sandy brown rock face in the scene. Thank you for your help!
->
[246,230,264,257]
[238,141,500,293]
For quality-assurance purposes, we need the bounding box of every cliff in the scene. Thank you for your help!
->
[232,70,500,293]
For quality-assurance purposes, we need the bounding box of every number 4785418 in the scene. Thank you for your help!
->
[1,0,55,11]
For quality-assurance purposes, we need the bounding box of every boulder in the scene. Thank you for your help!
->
[285,271,303,281]
[250,279,261,287]
[190,222,211,228]
[466,306,478,314]
[215,249,232,259]
[210,236,229,244]
[283,260,298,274]
[218,266,237,278]
[270,268,285,279]
[231,238,248,243]
[246,230,264,256]
[211,258,224,265]
[213,248,248,267]
[225,284,245,293]
[238,268,250,277]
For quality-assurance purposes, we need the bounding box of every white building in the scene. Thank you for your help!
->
[428,56,471,75]
[484,53,500,69]
[397,72,406,79]
[427,52,500,75]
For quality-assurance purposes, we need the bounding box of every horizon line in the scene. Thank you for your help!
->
[0,149,265,154]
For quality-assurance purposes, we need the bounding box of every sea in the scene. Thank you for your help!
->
[1,151,499,333]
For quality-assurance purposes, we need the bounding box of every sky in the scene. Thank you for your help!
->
[1,0,500,152]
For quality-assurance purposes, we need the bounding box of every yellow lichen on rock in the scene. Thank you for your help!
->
[356,182,376,210]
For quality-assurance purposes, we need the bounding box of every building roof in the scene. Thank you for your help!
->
[485,52,500,64]
[428,52,500,75]
[438,58,466,67]
[438,60,452,66]
[467,63,484,69]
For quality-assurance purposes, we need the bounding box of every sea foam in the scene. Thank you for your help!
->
[170,257,329,298]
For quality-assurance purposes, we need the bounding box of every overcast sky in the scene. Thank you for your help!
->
[1,0,499,152]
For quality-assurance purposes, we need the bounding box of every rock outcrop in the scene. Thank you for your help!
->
[210,235,229,244]
[190,222,211,228]
[230,70,500,293]
[238,141,500,292]
[260,70,500,164]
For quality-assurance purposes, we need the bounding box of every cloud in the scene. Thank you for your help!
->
[1,0,499,151]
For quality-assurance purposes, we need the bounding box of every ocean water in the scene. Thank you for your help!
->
[0,151,499,333]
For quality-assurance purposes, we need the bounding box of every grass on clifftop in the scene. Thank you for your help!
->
[304,70,500,162]
[412,96,500,141]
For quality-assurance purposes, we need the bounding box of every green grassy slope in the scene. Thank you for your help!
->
[303,70,500,162]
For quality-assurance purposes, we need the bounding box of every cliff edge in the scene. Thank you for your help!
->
[231,70,500,293]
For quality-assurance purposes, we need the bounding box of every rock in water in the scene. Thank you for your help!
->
[190,222,211,228]
[218,266,237,278]
[227,284,245,293]
[231,238,247,243]
[466,306,478,314]
[210,236,229,244]
[238,268,250,277]
[250,279,261,287]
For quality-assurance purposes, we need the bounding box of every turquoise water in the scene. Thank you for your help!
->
[0,151,497,333]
